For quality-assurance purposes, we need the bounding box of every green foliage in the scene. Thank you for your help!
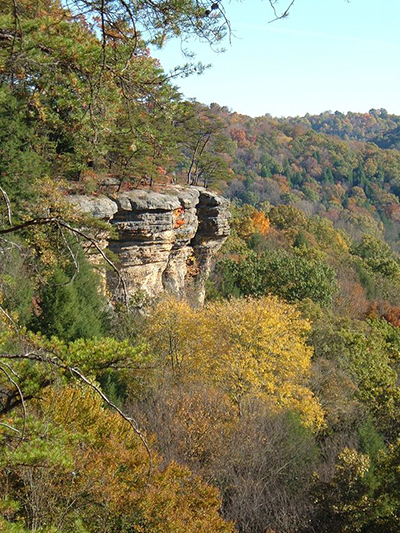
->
[294,230,309,248]
[310,440,400,533]
[357,416,386,491]
[373,439,400,531]
[0,0,238,201]
[0,241,35,325]
[30,249,108,342]
[352,235,400,278]
[311,448,373,532]
[269,204,308,230]
[216,248,338,306]
[311,317,400,437]
[0,323,150,426]
[0,88,47,207]
[358,417,386,464]
[98,371,127,409]
[0,0,189,198]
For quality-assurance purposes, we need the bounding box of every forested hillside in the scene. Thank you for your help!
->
[287,109,400,147]
[1,1,400,532]
[194,105,400,249]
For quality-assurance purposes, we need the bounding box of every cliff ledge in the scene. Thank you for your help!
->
[70,186,230,305]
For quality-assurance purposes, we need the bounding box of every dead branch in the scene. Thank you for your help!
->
[0,362,27,441]
[0,422,21,434]
[0,217,130,308]
[0,349,152,473]
[0,186,13,226]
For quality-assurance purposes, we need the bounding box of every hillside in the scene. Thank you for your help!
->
[286,109,400,147]
[191,105,400,250]
[1,2,400,533]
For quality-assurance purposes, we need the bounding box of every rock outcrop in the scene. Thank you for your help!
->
[70,186,230,305]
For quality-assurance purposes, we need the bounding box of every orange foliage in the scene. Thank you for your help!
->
[366,300,400,327]
[368,300,400,327]
[385,202,400,222]
[251,211,270,235]
[366,300,381,320]
[273,174,291,193]
[34,387,234,532]
[174,207,185,228]
[230,128,250,148]
[383,306,400,327]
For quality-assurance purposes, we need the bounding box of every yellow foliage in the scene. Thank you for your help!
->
[307,217,350,255]
[35,387,234,532]
[146,297,198,371]
[231,204,269,239]
[251,210,270,235]
[147,296,324,429]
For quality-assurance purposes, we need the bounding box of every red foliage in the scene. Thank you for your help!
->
[230,128,250,148]
[366,300,400,327]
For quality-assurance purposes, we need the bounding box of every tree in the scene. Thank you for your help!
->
[176,101,235,188]
[310,448,373,533]
[0,386,234,532]
[132,378,236,474]
[229,203,270,240]
[216,248,338,306]
[146,296,324,428]
[215,407,319,533]
[352,235,400,279]
[29,246,109,342]
[310,316,400,438]
[310,441,400,533]
[0,0,185,192]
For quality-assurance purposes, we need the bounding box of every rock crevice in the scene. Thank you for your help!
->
[70,186,230,305]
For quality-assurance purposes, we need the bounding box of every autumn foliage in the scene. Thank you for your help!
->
[2,1,400,530]
[0,386,234,532]
[146,296,324,429]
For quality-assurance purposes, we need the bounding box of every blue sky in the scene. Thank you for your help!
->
[153,0,400,117]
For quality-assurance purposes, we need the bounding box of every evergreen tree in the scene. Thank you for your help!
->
[323,167,334,184]
[30,249,108,341]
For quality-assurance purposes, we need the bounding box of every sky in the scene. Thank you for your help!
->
[152,0,400,118]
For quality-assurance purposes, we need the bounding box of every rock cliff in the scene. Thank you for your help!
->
[70,187,230,305]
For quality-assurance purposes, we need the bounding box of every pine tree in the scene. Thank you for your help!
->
[31,249,108,341]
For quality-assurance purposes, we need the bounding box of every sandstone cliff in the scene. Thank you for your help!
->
[70,187,230,305]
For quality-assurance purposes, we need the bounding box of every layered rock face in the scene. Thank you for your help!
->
[70,187,230,305]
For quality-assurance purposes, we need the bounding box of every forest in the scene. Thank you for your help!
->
[1,1,400,532]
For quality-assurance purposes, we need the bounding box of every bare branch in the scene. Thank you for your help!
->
[269,0,279,19]
[0,350,152,473]
[268,0,297,23]
[0,422,21,434]
[0,186,13,226]
[0,362,27,441]
[0,217,130,308]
